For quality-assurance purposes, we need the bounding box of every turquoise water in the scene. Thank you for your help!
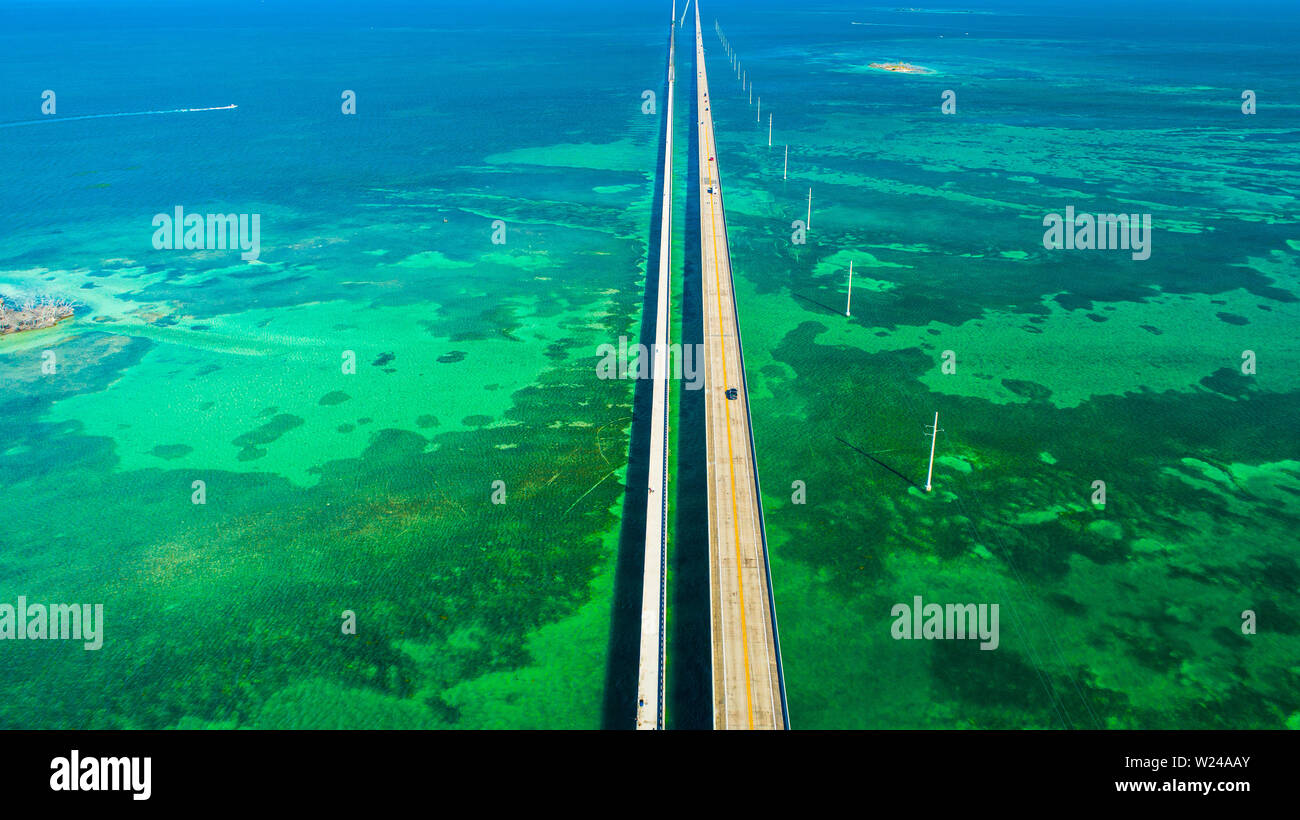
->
[0,0,668,729]
[702,0,1300,727]
[2,0,1298,729]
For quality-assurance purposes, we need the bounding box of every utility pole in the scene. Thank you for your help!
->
[846,260,853,317]
[807,187,812,230]
[783,145,787,179]
[924,412,943,492]
[767,113,772,146]
[757,96,760,122]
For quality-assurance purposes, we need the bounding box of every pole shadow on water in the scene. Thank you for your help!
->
[790,290,843,317]
[835,436,920,490]
[601,22,673,730]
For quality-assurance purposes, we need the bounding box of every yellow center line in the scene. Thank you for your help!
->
[697,24,755,731]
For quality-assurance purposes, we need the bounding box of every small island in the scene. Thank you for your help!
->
[868,61,936,75]
[0,295,75,335]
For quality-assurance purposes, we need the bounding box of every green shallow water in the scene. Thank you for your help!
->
[2,0,1298,730]
[706,0,1300,728]
[0,1,667,729]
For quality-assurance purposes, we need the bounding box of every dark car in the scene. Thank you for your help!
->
[725,387,738,400]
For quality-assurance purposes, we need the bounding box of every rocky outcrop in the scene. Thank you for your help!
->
[0,296,75,335]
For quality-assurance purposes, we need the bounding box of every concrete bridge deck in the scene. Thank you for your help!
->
[691,0,786,731]
[635,0,678,732]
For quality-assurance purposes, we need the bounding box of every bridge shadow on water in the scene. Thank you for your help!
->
[600,22,673,731]
[602,21,713,731]
[667,34,713,731]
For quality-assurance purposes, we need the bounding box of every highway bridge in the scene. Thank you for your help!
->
[690,0,788,731]
[635,0,677,732]
[634,0,788,731]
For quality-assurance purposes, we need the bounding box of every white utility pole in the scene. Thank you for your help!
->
[846,260,853,317]
[806,187,812,229]
[768,114,772,146]
[783,145,787,179]
[924,412,943,492]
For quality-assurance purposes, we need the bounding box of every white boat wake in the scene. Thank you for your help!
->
[0,104,238,128]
